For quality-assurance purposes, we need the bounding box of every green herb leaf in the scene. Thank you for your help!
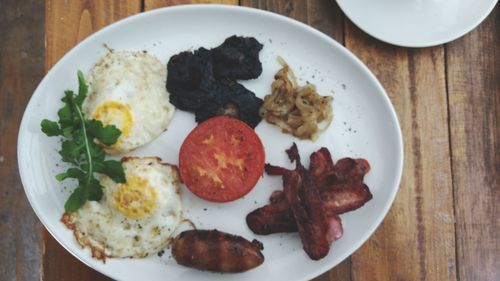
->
[87,141,106,162]
[56,168,85,182]
[62,126,74,138]
[41,71,126,212]
[64,186,87,212]
[57,103,74,128]
[87,119,121,146]
[102,160,126,183]
[60,140,84,164]
[75,70,88,107]
[87,177,103,201]
[41,119,62,136]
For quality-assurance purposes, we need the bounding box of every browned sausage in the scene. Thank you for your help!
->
[171,229,264,273]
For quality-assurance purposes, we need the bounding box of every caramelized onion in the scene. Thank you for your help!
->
[259,58,333,140]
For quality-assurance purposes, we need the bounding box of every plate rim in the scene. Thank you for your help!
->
[17,4,404,281]
[337,0,498,47]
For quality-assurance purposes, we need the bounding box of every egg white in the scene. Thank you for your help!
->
[83,51,175,155]
[62,157,182,260]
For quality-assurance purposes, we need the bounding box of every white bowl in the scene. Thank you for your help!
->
[337,0,498,47]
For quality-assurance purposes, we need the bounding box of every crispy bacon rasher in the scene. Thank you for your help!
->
[321,183,373,216]
[283,148,331,260]
[264,163,289,176]
[247,182,372,234]
[246,144,373,260]
[247,188,350,239]
[310,147,371,187]
[246,194,297,234]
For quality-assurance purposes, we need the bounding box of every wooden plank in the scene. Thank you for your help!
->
[42,1,141,280]
[0,0,45,280]
[446,7,500,281]
[343,19,458,281]
[238,1,349,280]
[41,230,113,281]
[240,0,344,42]
[145,0,237,10]
[45,0,142,70]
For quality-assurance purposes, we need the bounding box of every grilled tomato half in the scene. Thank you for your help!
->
[179,116,265,202]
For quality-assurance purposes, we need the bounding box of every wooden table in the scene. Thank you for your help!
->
[36,0,500,280]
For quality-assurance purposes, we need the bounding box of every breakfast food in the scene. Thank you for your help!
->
[260,58,333,140]
[309,148,371,186]
[246,144,372,260]
[167,36,264,128]
[283,144,332,260]
[62,157,182,261]
[247,190,344,240]
[194,79,263,128]
[172,229,264,273]
[179,116,265,202]
[83,50,176,155]
[39,34,376,271]
[211,36,263,80]
[166,48,215,112]
[261,150,372,218]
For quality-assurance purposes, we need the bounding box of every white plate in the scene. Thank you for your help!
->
[337,0,498,47]
[18,5,403,281]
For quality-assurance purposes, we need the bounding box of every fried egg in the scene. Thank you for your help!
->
[62,157,182,260]
[83,51,175,155]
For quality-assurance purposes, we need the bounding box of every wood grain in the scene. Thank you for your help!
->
[241,0,344,42]
[45,0,142,70]
[344,20,457,281]
[0,1,45,280]
[42,1,141,280]
[239,1,348,280]
[446,7,500,281]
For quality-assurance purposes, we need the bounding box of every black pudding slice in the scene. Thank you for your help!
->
[195,79,263,128]
[166,47,217,111]
[211,36,263,80]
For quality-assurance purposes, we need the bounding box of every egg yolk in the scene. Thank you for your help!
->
[92,101,133,144]
[113,176,158,218]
